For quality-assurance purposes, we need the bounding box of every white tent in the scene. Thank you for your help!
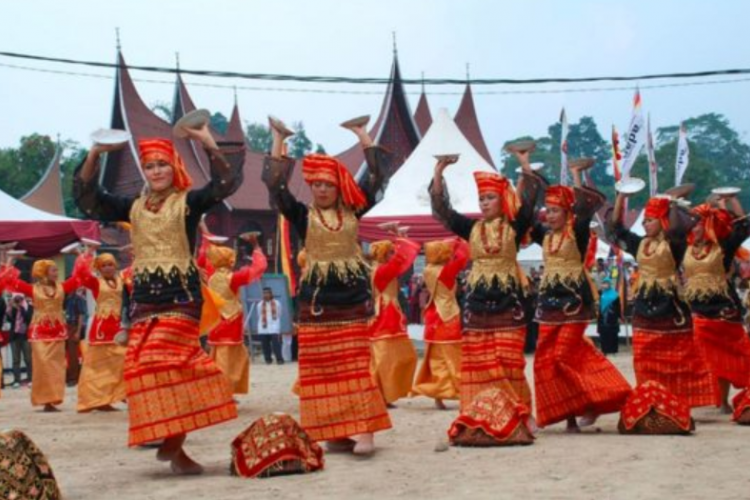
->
[0,187,76,222]
[366,108,497,218]
[517,237,615,265]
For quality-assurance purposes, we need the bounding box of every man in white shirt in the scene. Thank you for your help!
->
[257,287,284,365]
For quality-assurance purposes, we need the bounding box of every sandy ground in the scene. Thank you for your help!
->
[2,349,750,500]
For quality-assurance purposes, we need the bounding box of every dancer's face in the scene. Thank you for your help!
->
[143,159,175,193]
[99,261,117,279]
[479,192,501,220]
[545,205,567,231]
[311,181,338,209]
[47,265,59,282]
[643,217,662,238]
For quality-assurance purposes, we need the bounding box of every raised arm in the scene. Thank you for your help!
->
[604,193,642,258]
[572,186,605,257]
[186,141,245,215]
[74,144,135,222]
[513,171,548,247]
[231,248,268,292]
[438,238,470,288]
[429,159,476,240]
[373,238,421,292]
[72,254,100,298]
[665,204,699,265]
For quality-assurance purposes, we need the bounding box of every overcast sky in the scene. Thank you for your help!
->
[2,0,749,167]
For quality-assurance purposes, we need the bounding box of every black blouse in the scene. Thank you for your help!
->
[73,143,244,310]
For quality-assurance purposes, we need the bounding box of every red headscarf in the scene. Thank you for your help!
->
[302,154,367,210]
[473,172,520,221]
[690,203,733,244]
[138,138,192,191]
[545,185,575,212]
[644,197,671,232]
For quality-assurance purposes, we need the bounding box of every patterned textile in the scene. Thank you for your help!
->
[732,387,750,424]
[125,315,237,446]
[460,327,530,413]
[449,387,534,446]
[210,344,250,395]
[618,381,694,434]
[77,343,127,412]
[693,316,750,388]
[534,322,631,427]
[633,328,719,408]
[297,320,392,441]
[370,337,418,404]
[411,343,461,400]
[31,341,66,407]
[0,430,61,500]
[231,414,324,478]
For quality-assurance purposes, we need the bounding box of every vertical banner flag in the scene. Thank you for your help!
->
[620,89,646,179]
[646,115,659,197]
[612,125,628,222]
[276,214,297,297]
[675,123,690,186]
[560,107,569,186]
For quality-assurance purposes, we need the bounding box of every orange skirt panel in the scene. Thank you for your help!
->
[633,328,719,408]
[693,316,750,388]
[534,322,631,427]
[370,337,418,404]
[297,320,392,442]
[30,341,66,407]
[124,316,237,446]
[411,342,461,400]
[77,343,127,412]
[460,327,530,413]
[210,344,250,395]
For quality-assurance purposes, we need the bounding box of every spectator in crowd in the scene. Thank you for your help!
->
[257,287,284,365]
[8,294,34,387]
[597,279,621,355]
[64,288,88,386]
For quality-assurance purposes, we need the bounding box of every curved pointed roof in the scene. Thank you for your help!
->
[413,91,433,136]
[20,143,65,216]
[455,83,495,168]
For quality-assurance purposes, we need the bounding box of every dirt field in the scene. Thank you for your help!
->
[2,350,749,500]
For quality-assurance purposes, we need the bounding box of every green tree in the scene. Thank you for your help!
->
[210,112,228,135]
[315,143,327,154]
[151,101,173,122]
[0,134,56,198]
[245,122,272,153]
[288,122,313,159]
[60,141,87,218]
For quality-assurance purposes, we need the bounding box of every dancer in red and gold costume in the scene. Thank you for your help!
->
[683,196,750,413]
[74,121,243,474]
[205,238,267,395]
[262,116,391,456]
[74,253,129,412]
[368,233,420,407]
[608,191,718,411]
[430,152,542,412]
[0,259,80,411]
[411,238,469,409]
[530,164,630,432]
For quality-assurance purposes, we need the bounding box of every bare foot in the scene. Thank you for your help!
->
[353,433,375,457]
[386,403,397,409]
[157,434,186,462]
[43,404,60,413]
[434,399,448,410]
[170,450,204,476]
[578,412,600,427]
[720,403,733,415]
[325,438,356,453]
[566,417,581,434]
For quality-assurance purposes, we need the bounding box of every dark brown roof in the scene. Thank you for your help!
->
[225,103,245,143]
[455,84,495,168]
[20,144,65,216]
[413,92,433,136]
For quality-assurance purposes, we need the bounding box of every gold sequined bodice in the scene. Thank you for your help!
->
[541,230,584,288]
[208,269,242,319]
[424,264,460,322]
[31,283,65,325]
[95,276,123,319]
[130,191,193,276]
[303,206,365,282]
[683,243,728,301]
[468,219,520,289]
[636,234,677,294]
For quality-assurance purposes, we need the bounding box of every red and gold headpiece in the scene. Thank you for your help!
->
[473,171,520,221]
[691,203,733,244]
[544,185,575,212]
[644,197,671,232]
[301,154,367,210]
[138,138,192,191]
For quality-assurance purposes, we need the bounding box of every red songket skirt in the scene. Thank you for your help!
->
[620,381,693,432]
[732,387,750,422]
[208,315,244,346]
[534,322,631,427]
[693,316,750,388]
[297,319,392,442]
[124,315,237,446]
[633,328,719,408]
[460,326,530,413]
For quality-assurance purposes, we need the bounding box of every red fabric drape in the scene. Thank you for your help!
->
[359,214,480,243]
[0,221,100,258]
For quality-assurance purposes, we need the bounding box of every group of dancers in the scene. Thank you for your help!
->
[2,108,750,477]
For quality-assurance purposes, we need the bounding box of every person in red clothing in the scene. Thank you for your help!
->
[0,259,80,411]
[74,253,131,412]
[368,230,421,407]
[411,237,469,409]
[204,237,267,395]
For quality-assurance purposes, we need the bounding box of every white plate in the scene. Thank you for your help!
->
[515,163,543,174]
[340,115,370,129]
[615,177,646,194]
[433,154,460,163]
[206,235,229,244]
[589,221,600,229]
[676,199,692,208]
[90,128,131,146]
[712,186,741,196]
[174,109,211,139]
[60,242,82,254]
[7,249,26,256]
[81,238,102,247]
